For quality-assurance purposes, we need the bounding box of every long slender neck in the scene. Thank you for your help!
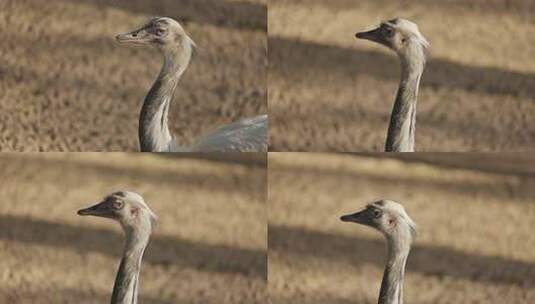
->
[139,47,191,152]
[378,233,412,304]
[385,44,425,152]
[111,227,151,304]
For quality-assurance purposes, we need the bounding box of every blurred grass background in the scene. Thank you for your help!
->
[0,153,266,303]
[269,153,535,303]
[0,0,266,151]
[269,0,535,151]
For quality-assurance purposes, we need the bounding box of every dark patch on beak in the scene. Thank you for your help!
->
[340,209,371,226]
[78,201,114,218]
[355,28,383,43]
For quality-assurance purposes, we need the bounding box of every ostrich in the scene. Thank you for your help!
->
[78,191,157,304]
[356,18,429,152]
[116,17,268,152]
[340,199,417,304]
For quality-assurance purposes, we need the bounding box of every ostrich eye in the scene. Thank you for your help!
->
[154,28,165,36]
[382,26,394,37]
[371,208,382,218]
[112,201,124,209]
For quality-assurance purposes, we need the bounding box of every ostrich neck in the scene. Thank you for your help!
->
[378,235,412,304]
[110,228,150,304]
[385,45,425,152]
[139,51,189,152]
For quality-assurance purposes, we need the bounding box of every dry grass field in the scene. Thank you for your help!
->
[268,153,535,303]
[269,0,535,151]
[0,0,267,151]
[0,153,266,303]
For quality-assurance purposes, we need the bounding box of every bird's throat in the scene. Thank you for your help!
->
[385,47,425,152]
[139,52,189,152]
[110,231,150,304]
[378,237,412,304]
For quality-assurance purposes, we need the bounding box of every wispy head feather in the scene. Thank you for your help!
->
[121,191,159,229]
[372,199,418,239]
[391,18,430,50]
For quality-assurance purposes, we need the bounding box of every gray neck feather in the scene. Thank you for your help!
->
[139,45,192,152]
[378,230,412,304]
[385,44,425,152]
[111,228,150,304]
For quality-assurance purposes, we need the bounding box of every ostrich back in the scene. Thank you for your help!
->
[171,114,268,152]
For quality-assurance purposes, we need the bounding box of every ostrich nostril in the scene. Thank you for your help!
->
[132,33,138,37]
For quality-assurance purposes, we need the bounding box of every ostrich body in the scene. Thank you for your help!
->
[78,191,158,304]
[341,200,417,304]
[356,18,429,152]
[116,17,268,152]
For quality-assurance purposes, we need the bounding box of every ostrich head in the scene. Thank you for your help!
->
[78,191,158,233]
[356,18,429,59]
[116,17,195,55]
[341,199,417,241]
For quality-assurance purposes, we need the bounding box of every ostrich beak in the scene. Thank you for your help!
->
[116,26,150,45]
[355,28,382,44]
[78,201,115,218]
[340,209,371,225]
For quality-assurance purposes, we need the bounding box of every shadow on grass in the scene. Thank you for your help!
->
[270,36,535,99]
[159,153,267,167]
[1,287,168,304]
[270,155,535,202]
[269,293,355,304]
[0,215,267,280]
[269,224,535,287]
[0,154,265,199]
[271,0,535,20]
[62,0,266,31]
[354,153,535,177]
